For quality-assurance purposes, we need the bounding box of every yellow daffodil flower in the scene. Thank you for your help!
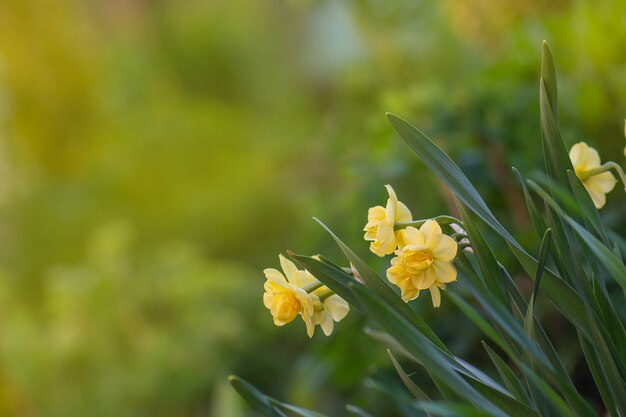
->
[386,220,458,307]
[569,142,617,209]
[263,254,315,336]
[263,255,350,337]
[364,185,412,257]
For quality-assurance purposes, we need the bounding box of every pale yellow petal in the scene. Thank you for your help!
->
[319,312,334,336]
[396,226,424,248]
[585,184,607,209]
[364,229,377,241]
[433,261,457,284]
[432,234,458,262]
[586,172,617,194]
[296,288,314,315]
[395,201,413,223]
[366,206,386,223]
[401,287,420,302]
[420,220,442,246]
[386,264,404,284]
[373,221,396,256]
[570,142,601,172]
[412,268,436,290]
[279,254,300,284]
[385,184,399,224]
[263,268,287,284]
[302,312,315,338]
[263,293,274,309]
[429,285,441,308]
[292,270,316,288]
[325,295,350,322]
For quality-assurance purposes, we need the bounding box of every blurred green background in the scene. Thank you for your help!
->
[0,0,624,416]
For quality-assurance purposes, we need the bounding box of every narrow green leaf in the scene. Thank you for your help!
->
[448,292,509,356]
[388,350,432,401]
[228,376,287,417]
[527,180,626,295]
[540,41,558,123]
[274,401,330,417]
[482,342,531,405]
[522,367,578,417]
[291,253,364,314]
[524,229,551,339]
[419,402,497,417]
[386,112,592,340]
[456,201,508,306]
[347,281,532,417]
[567,171,610,244]
[346,405,376,417]
[540,78,573,188]
[512,167,547,238]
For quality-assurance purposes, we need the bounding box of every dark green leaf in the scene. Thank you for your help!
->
[228,376,287,417]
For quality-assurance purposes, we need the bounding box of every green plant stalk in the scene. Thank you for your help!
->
[577,162,626,191]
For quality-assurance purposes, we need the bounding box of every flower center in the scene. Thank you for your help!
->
[272,292,301,322]
[404,245,434,272]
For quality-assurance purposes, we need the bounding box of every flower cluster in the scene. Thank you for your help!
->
[263,255,349,337]
[364,185,459,308]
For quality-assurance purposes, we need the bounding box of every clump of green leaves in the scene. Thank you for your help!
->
[231,43,626,417]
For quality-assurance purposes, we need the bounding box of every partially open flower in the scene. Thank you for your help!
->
[364,185,412,257]
[569,142,617,209]
[386,220,457,307]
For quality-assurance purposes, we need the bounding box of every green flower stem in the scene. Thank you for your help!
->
[316,287,335,302]
[579,162,626,191]
[394,215,463,230]
[303,280,324,293]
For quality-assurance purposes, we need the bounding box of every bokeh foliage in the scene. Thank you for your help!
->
[0,0,624,416]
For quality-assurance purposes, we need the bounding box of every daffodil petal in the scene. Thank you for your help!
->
[263,293,274,309]
[396,201,413,223]
[385,185,398,224]
[570,142,601,172]
[320,313,334,336]
[397,226,424,248]
[401,288,420,302]
[279,254,300,284]
[586,184,607,209]
[433,261,457,284]
[429,285,441,308]
[412,268,436,290]
[432,234,458,262]
[325,295,350,322]
[586,172,617,193]
[420,220,442,246]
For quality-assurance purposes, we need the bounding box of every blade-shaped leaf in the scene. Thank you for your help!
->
[228,376,288,417]
[386,112,592,341]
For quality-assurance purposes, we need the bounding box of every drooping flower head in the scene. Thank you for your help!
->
[263,255,350,337]
[569,142,617,209]
[386,220,457,307]
[364,185,412,257]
